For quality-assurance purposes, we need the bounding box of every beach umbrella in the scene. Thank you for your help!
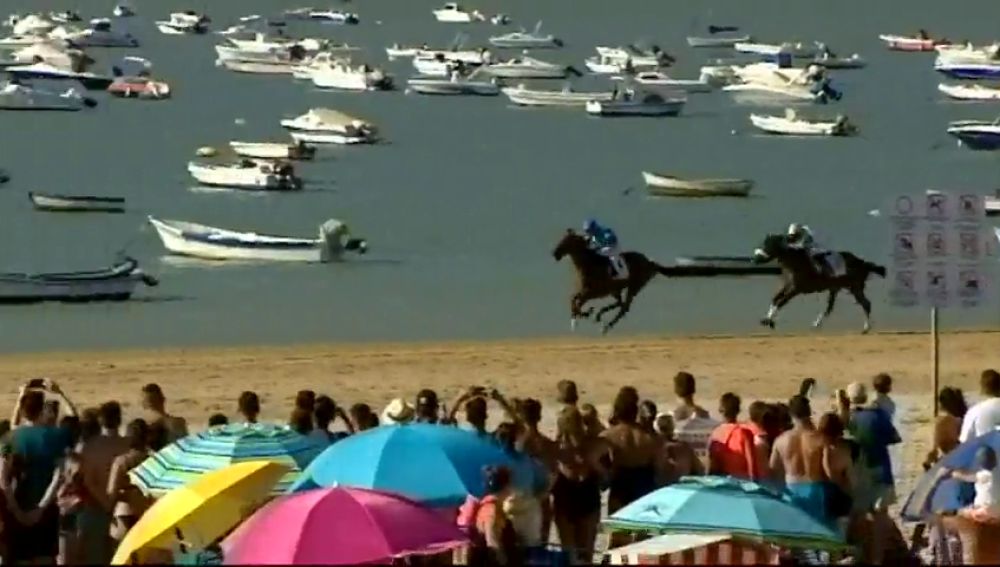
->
[603,476,846,551]
[112,461,289,564]
[130,423,327,498]
[289,423,539,507]
[901,430,1000,521]
[221,486,468,565]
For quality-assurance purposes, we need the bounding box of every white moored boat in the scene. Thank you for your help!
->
[485,56,571,79]
[735,41,819,58]
[502,83,613,107]
[156,12,210,35]
[188,160,303,190]
[49,19,139,48]
[878,32,944,52]
[595,45,672,68]
[311,60,393,91]
[291,50,364,79]
[229,141,316,160]
[218,58,301,75]
[407,67,498,96]
[280,107,378,145]
[489,21,562,49]
[612,70,713,93]
[749,108,856,136]
[811,52,866,69]
[0,81,94,110]
[0,257,157,303]
[148,217,367,263]
[585,90,685,117]
[433,3,484,23]
[386,43,425,60]
[29,192,125,212]
[641,172,754,197]
[939,83,1000,101]
[687,34,752,48]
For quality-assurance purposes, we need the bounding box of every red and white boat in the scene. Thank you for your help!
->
[878,32,948,52]
[107,76,170,99]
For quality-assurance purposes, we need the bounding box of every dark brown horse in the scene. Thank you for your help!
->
[753,233,886,333]
[552,230,672,334]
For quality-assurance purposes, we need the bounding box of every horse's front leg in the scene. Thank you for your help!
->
[570,292,596,331]
[761,283,795,329]
[813,289,839,328]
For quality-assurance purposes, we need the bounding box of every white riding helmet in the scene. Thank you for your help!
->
[788,223,803,236]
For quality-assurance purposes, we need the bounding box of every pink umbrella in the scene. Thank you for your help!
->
[221,486,469,565]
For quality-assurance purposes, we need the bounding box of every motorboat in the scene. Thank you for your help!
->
[811,52,866,69]
[220,33,327,58]
[502,83,614,107]
[595,45,673,68]
[734,41,819,59]
[10,14,57,36]
[415,46,490,65]
[29,192,125,212]
[585,90,685,117]
[878,32,945,52]
[0,81,95,110]
[280,108,379,144]
[947,119,1000,150]
[612,70,713,93]
[49,11,82,24]
[641,172,753,197]
[113,5,135,18]
[385,43,425,60]
[489,22,562,49]
[218,58,302,75]
[188,160,303,190]
[156,12,210,35]
[229,141,316,160]
[935,62,1000,80]
[407,67,499,96]
[50,19,139,48]
[107,76,171,99]
[292,50,363,79]
[311,60,393,91]
[433,4,485,23]
[148,217,367,263]
[306,10,359,24]
[0,257,157,303]
[939,83,1000,101]
[749,108,856,136]
[412,53,471,77]
[0,41,92,71]
[935,43,1000,65]
[723,64,841,104]
[485,56,572,79]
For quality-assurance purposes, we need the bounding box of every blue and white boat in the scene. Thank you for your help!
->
[935,62,1000,80]
[947,118,1000,150]
[148,217,367,263]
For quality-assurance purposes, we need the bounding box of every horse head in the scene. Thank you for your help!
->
[754,233,788,263]
[553,229,587,261]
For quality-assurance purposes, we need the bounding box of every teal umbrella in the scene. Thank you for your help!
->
[603,476,846,551]
[130,423,327,497]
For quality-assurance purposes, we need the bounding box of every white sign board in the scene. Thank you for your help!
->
[888,192,989,308]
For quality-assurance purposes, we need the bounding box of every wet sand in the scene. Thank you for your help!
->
[1,331,996,499]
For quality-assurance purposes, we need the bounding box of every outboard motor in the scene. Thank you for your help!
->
[319,219,365,259]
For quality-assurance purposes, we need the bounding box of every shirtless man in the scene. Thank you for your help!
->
[770,395,829,522]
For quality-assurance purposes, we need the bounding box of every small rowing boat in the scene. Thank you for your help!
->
[0,257,157,303]
[641,172,753,197]
[29,192,125,212]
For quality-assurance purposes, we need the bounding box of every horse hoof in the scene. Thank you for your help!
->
[601,325,611,336]
[813,319,824,329]
[570,318,578,332]
[760,318,775,329]
[862,324,871,335]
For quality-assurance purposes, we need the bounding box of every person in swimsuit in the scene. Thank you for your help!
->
[653,413,704,486]
[552,407,608,565]
[770,395,830,522]
[514,399,556,546]
[601,388,661,513]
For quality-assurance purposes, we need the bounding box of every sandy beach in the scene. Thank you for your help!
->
[1,330,996,499]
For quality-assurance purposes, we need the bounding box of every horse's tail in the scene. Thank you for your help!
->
[866,261,887,278]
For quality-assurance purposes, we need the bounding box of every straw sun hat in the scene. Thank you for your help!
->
[381,398,416,425]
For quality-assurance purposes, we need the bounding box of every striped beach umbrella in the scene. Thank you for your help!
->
[130,423,327,498]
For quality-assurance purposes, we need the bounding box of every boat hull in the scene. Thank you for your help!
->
[879,35,938,51]
[29,192,125,212]
[486,65,568,79]
[408,79,498,95]
[939,83,1000,101]
[287,130,371,145]
[586,99,684,116]
[229,142,314,160]
[0,259,154,303]
[686,35,751,48]
[188,163,301,190]
[503,87,613,107]
[749,114,850,136]
[935,64,1000,80]
[149,217,326,262]
[641,172,753,197]
[948,127,1000,150]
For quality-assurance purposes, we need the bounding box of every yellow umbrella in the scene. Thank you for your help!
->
[111,460,290,565]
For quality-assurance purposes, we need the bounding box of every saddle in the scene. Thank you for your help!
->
[812,252,846,278]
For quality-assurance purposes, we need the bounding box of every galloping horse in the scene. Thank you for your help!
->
[552,230,672,334]
[753,233,886,333]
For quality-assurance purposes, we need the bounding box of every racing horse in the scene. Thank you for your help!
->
[753,233,886,333]
[552,230,673,334]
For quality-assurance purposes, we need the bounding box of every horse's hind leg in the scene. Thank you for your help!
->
[595,292,624,323]
[814,289,839,328]
[848,286,873,334]
[602,291,634,335]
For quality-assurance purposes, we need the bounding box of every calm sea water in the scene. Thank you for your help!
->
[1,0,999,353]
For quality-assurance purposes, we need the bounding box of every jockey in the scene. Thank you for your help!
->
[583,218,628,280]
[787,223,833,276]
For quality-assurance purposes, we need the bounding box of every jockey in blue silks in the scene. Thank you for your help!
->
[583,218,628,280]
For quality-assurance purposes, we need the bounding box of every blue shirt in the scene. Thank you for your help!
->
[10,425,70,507]
[849,407,901,486]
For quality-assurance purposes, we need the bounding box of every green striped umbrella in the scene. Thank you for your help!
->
[129,423,327,498]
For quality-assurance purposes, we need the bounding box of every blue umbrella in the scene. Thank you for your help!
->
[289,423,539,507]
[603,476,846,551]
[130,423,328,497]
[901,430,998,521]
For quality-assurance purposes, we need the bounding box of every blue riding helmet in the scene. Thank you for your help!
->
[583,218,600,234]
